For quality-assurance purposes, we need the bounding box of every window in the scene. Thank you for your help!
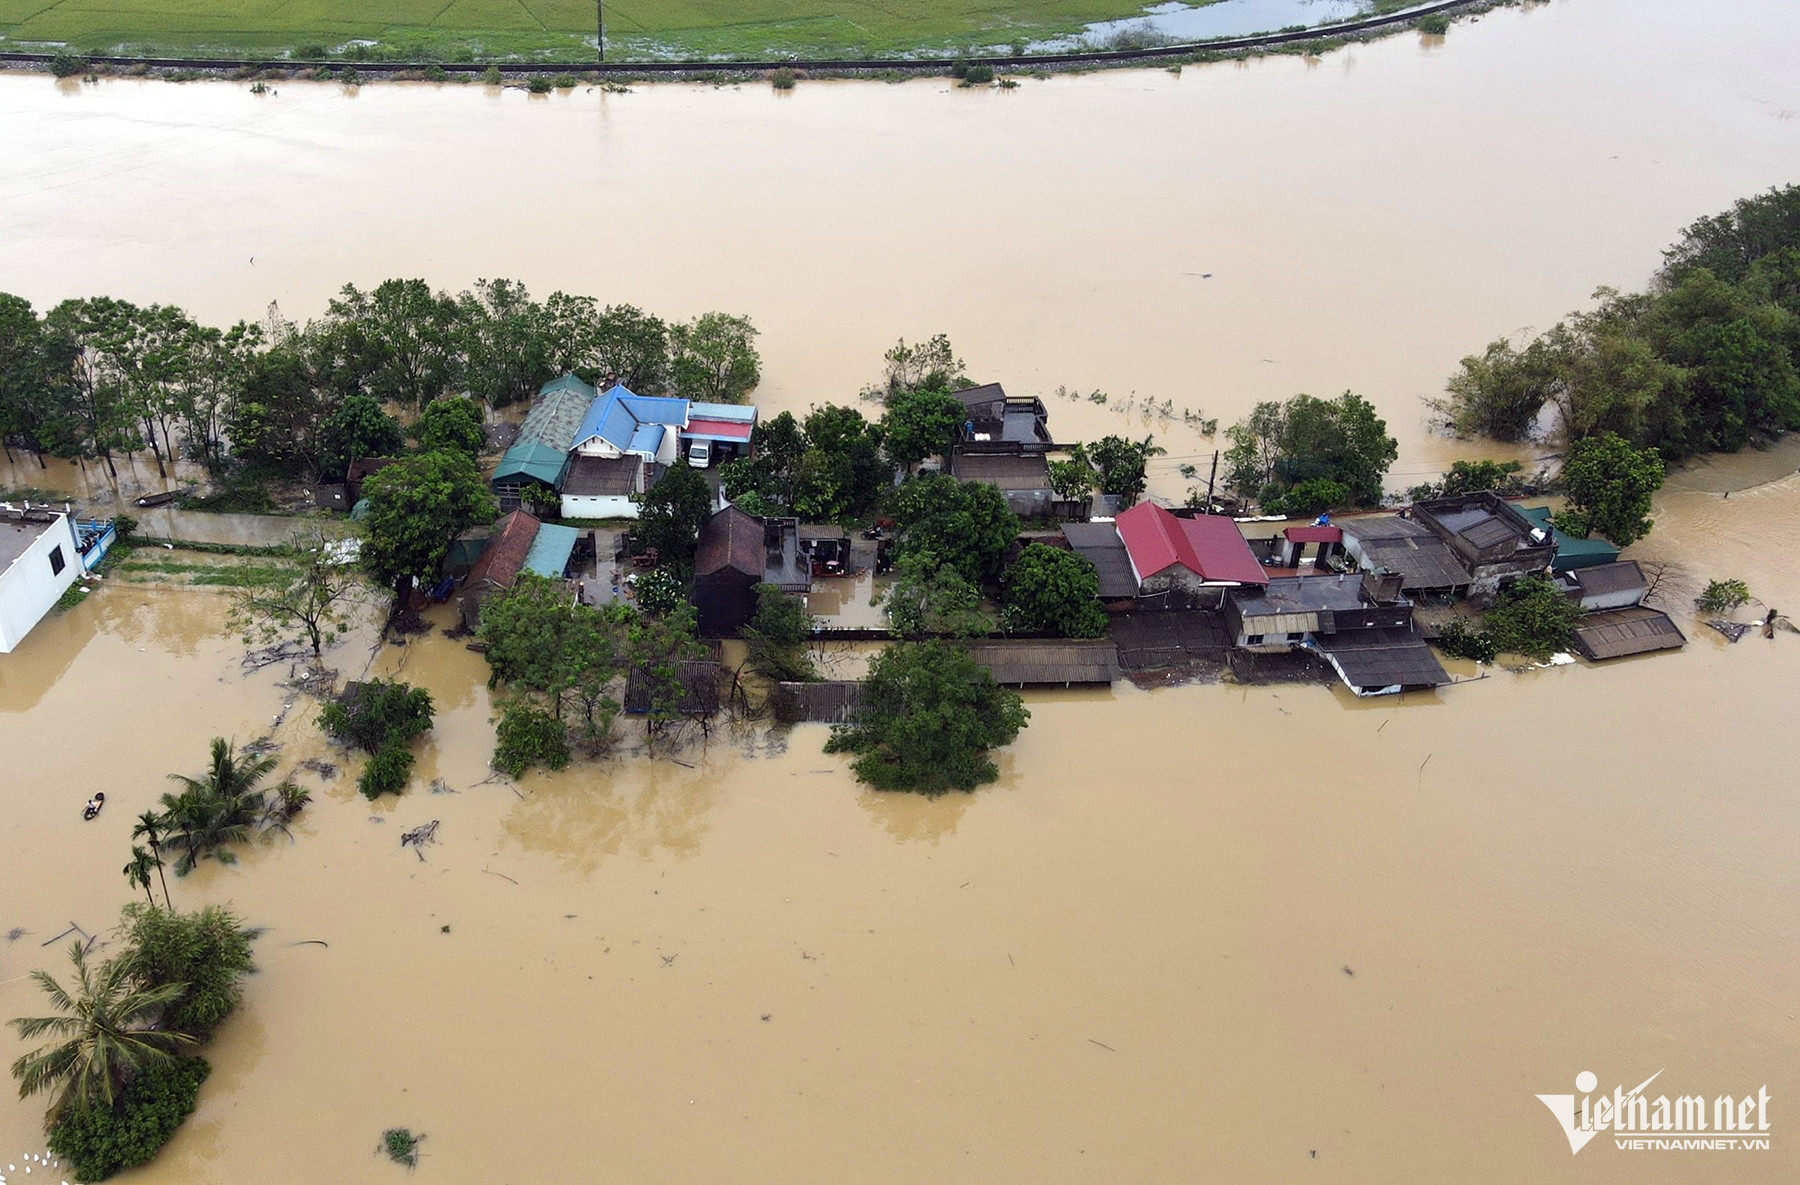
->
[1245,633,1264,645]
[48,545,65,576]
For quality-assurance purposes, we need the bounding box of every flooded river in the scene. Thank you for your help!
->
[4,0,1800,1180]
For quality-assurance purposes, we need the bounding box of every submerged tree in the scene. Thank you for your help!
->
[669,312,760,404]
[229,526,367,660]
[826,641,1029,795]
[8,944,193,1127]
[359,449,497,611]
[156,738,281,874]
[1556,431,1666,546]
[1001,544,1106,638]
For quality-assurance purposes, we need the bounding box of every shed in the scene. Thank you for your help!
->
[523,523,580,579]
[1565,560,1647,611]
[1571,606,1686,661]
[1312,628,1452,695]
[949,450,1054,517]
[345,457,398,503]
[963,639,1120,686]
[691,507,812,635]
[458,510,541,629]
[624,660,722,715]
[1061,522,1139,600]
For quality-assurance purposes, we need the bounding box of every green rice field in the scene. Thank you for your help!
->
[0,0,1213,62]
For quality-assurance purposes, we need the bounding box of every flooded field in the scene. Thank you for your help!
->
[4,0,1800,1180]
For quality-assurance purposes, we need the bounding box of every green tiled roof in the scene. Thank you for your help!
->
[1518,504,1621,571]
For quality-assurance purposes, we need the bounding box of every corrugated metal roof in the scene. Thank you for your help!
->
[1116,503,1268,586]
[1572,606,1686,660]
[964,639,1119,686]
[1314,628,1451,690]
[1061,522,1139,599]
[518,376,597,451]
[561,454,641,497]
[624,660,722,714]
[1571,560,1646,599]
[1283,525,1342,543]
[772,680,864,723]
[951,452,1052,491]
[491,440,569,488]
[1517,505,1621,571]
[523,523,580,578]
[1343,517,1469,590]
[687,402,757,423]
[465,511,540,589]
[684,417,755,442]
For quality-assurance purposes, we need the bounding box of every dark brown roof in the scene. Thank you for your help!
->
[771,680,864,723]
[964,639,1119,685]
[695,506,765,578]
[464,511,540,590]
[1313,628,1451,690]
[1571,560,1646,599]
[562,454,642,497]
[950,451,1051,491]
[1572,606,1686,660]
[1110,609,1232,671]
[1341,517,1469,591]
[624,660,722,714]
[1061,522,1139,599]
[951,383,1007,413]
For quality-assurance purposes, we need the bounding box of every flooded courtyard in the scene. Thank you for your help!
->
[4,0,1800,1179]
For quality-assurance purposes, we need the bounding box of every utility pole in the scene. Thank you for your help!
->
[1205,449,1219,510]
[597,0,604,62]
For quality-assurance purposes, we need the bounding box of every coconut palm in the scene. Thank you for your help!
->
[158,738,279,875]
[131,811,174,909]
[122,847,158,909]
[9,943,194,1127]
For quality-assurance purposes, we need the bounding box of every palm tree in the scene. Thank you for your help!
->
[131,811,174,909]
[9,943,194,1127]
[159,738,279,875]
[122,847,158,909]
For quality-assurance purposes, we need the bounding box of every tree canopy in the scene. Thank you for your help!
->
[879,386,965,469]
[1224,391,1397,511]
[720,404,888,522]
[885,473,1020,585]
[634,462,714,577]
[1002,544,1106,638]
[415,395,486,457]
[825,641,1029,794]
[359,449,497,593]
[1557,431,1665,546]
[670,312,760,403]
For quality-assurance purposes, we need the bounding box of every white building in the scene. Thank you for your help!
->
[0,505,84,653]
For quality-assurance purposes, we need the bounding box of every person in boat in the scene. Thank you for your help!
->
[83,792,105,820]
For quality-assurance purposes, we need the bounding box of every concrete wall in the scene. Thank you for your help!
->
[0,514,81,653]
[562,493,639,520]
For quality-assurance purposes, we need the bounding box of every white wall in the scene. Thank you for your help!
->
[0,514,81,653]
[562,494,639,521]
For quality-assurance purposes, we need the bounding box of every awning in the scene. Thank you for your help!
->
[682,417,755,443]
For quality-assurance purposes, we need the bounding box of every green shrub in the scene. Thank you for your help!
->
[296,43,327,59]
[1482,573,1580,660]
[359,739,414,800]
[633,566,686,617]
[962,63,995,85]
[553,73,577,88]
[422,64,448,81]
[527,75,553,93]
[949,58,970,79]
[121,903,259,1043]
[1695,578,1750,614]
[1270,477,1349,518]
[770,67,797,90]
[482,65,502,85]
[382,1128,423,1167]
[340,66,361,85]
[319,679,435,755]
[1417,14,1450,34]
[50,52,88,77]
[1436,620,1499,664]
[493,702,570,777]
[49,1056,210,1182]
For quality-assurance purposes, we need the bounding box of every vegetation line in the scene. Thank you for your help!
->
[0,0,1473,75]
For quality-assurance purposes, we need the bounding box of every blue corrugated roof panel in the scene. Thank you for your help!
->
[523,523,580,578]
[621,395,690,426]
[628,424,666,457]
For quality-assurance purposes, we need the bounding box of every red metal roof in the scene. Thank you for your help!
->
[1115,503,1268,586]
[1283,524,1343,543]
[683,418,754,442]
[465,510,540,590]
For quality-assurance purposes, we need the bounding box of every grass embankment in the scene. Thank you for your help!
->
[1,0,1237,62]
[107,543,297,589]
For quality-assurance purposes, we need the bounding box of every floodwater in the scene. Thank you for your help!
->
[1040,0,1374,50]
[3,0,1800,1180]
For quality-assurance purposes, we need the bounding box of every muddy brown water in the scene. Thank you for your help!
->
[5,0,1800,1180]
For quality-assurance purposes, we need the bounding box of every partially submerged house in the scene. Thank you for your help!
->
[1412,492,1557,595]
[1570,606,1687,661]
[690,507,810,636]
[490,374,595,511]
[964,639,1121,687]
[949,450,1055,517]
[1517,505,1621,572]
[1561,560,1648,612]
[1272,524,1343,569]
[457,510,578,629]
[1226,572,1450,695]
[951,383,1053,452]
[1,505,91,653]
[1114,502,1269,608]
[624,660,722,716]
[1339,515,1472,597]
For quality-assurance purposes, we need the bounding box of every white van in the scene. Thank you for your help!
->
[687,440,713,468]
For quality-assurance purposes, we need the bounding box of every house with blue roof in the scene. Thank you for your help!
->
[571,384,691,466]
[490,374,598,511]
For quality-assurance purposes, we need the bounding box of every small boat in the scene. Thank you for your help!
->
[83,792,105,821]
[133,488,188,508]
